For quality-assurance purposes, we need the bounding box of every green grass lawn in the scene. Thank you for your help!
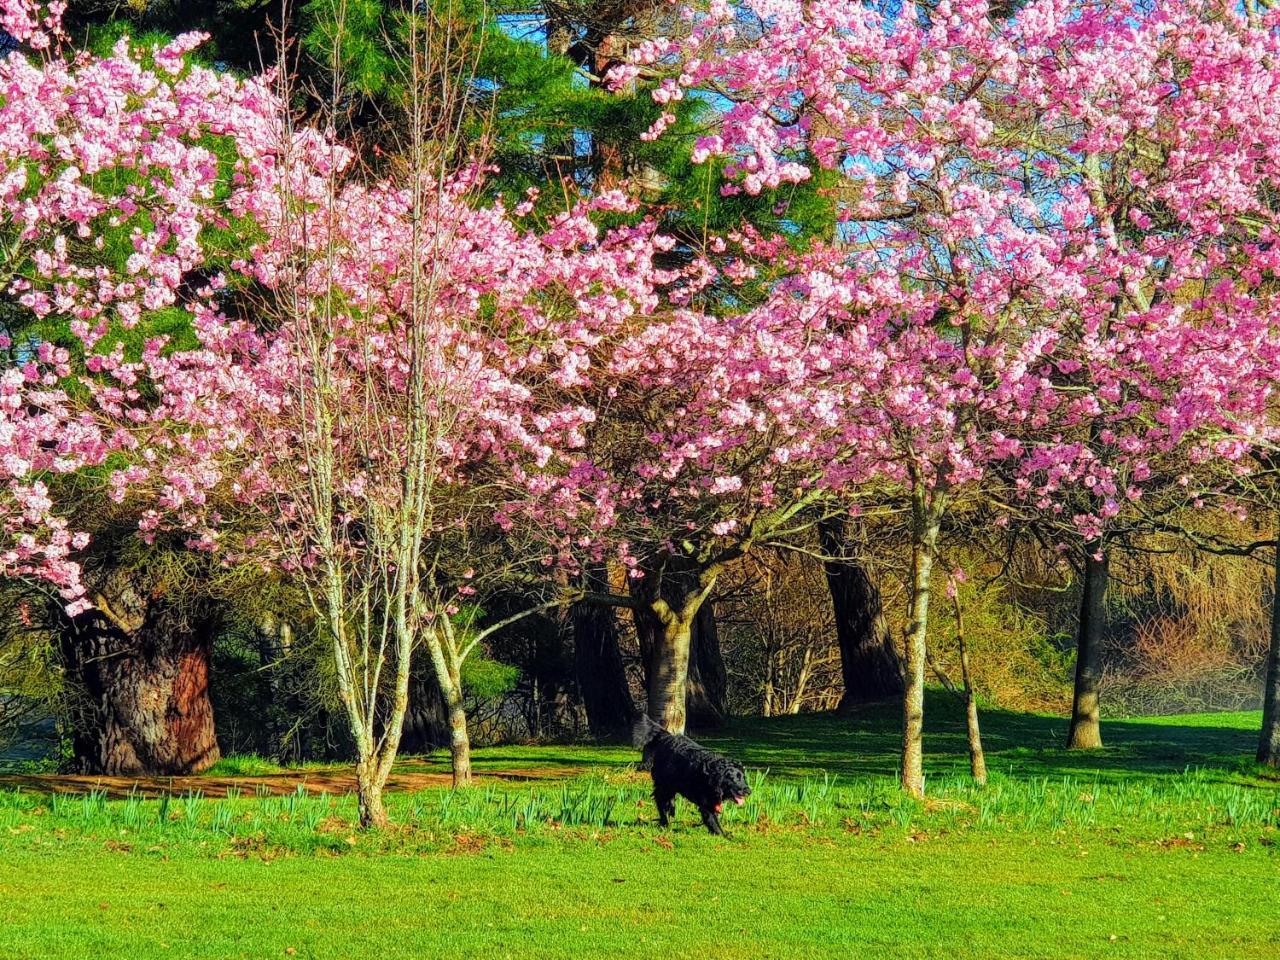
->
[1,696,1277,959]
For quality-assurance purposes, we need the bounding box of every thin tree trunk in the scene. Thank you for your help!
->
[1257,512,1280,768]
[573,565,635,738]
[446,681,473,787]
[964,690,987,784]
[352,624,414,830]
[762,649,776,718]
[787,646,814,715]
[60,593,221,776]
[953,592,987,786]
[1068,545,1109,750]
[818,515,904,709]
[423,630,473,788]
[686,599,727,729]
[902,493,944,798]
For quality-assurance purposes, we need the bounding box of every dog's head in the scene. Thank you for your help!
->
[716,761,752,808]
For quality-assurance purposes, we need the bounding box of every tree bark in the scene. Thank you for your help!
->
[762,649,777,718]
[818,515,904,709]
[422,631,473,788]
[954,594,987,786]
[355,756,388,829]
[631,563,715,736]
[1067,544,1109,750]
[424,660,476,793]
[787,645,815,715]
[573,565,635,739]
[902,493,944,798]
[445,677,472,787]
[1257,513,1280,768]
[965,689,987,785]
[686,599,727,729]
[645,613,694,735]
[59,593,221,776]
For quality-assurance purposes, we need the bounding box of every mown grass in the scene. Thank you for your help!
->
[1,697,1277,959]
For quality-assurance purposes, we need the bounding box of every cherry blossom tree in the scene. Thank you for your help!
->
[0,1,313,774]
[128,136,678,824]
[0,1,678,813]
[579,242,867,734]
[223,180,671,821]
[626,0,1280,790]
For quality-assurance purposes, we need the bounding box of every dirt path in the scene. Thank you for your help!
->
[0,760,587,799]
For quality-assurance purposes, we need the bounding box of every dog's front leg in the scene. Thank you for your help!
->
[654,788,676,827]
[700,808,724,836]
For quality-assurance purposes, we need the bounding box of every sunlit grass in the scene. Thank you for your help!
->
[1,704,1276,959]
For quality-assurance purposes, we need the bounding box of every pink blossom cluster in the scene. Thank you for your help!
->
[8,0,1280,613]
[120,179,693,593]
[0,20,329,603]
[618,0,1280,538]
[0,13,688,606]
[0,27,304,351]
[0,338,101,611]
[0,0,64,52]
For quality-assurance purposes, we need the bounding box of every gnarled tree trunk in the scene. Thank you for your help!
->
[1067,545,1109,750]
[573,565,635,739]
[686,599,727,730]
[59,587,221,776]
[818,515,904,709]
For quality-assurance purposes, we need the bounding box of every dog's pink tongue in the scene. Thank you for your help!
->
[734,797,745,806]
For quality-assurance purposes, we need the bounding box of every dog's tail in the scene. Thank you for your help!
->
[632,714,665,749]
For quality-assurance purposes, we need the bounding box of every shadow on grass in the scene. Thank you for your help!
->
[6,691,1269,796]
[687,692,1270,787]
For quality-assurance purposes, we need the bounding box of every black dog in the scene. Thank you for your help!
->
[634,716,751,835]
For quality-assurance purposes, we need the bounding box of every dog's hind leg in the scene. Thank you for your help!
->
[700,808,724,836]
[654,787,676,827]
